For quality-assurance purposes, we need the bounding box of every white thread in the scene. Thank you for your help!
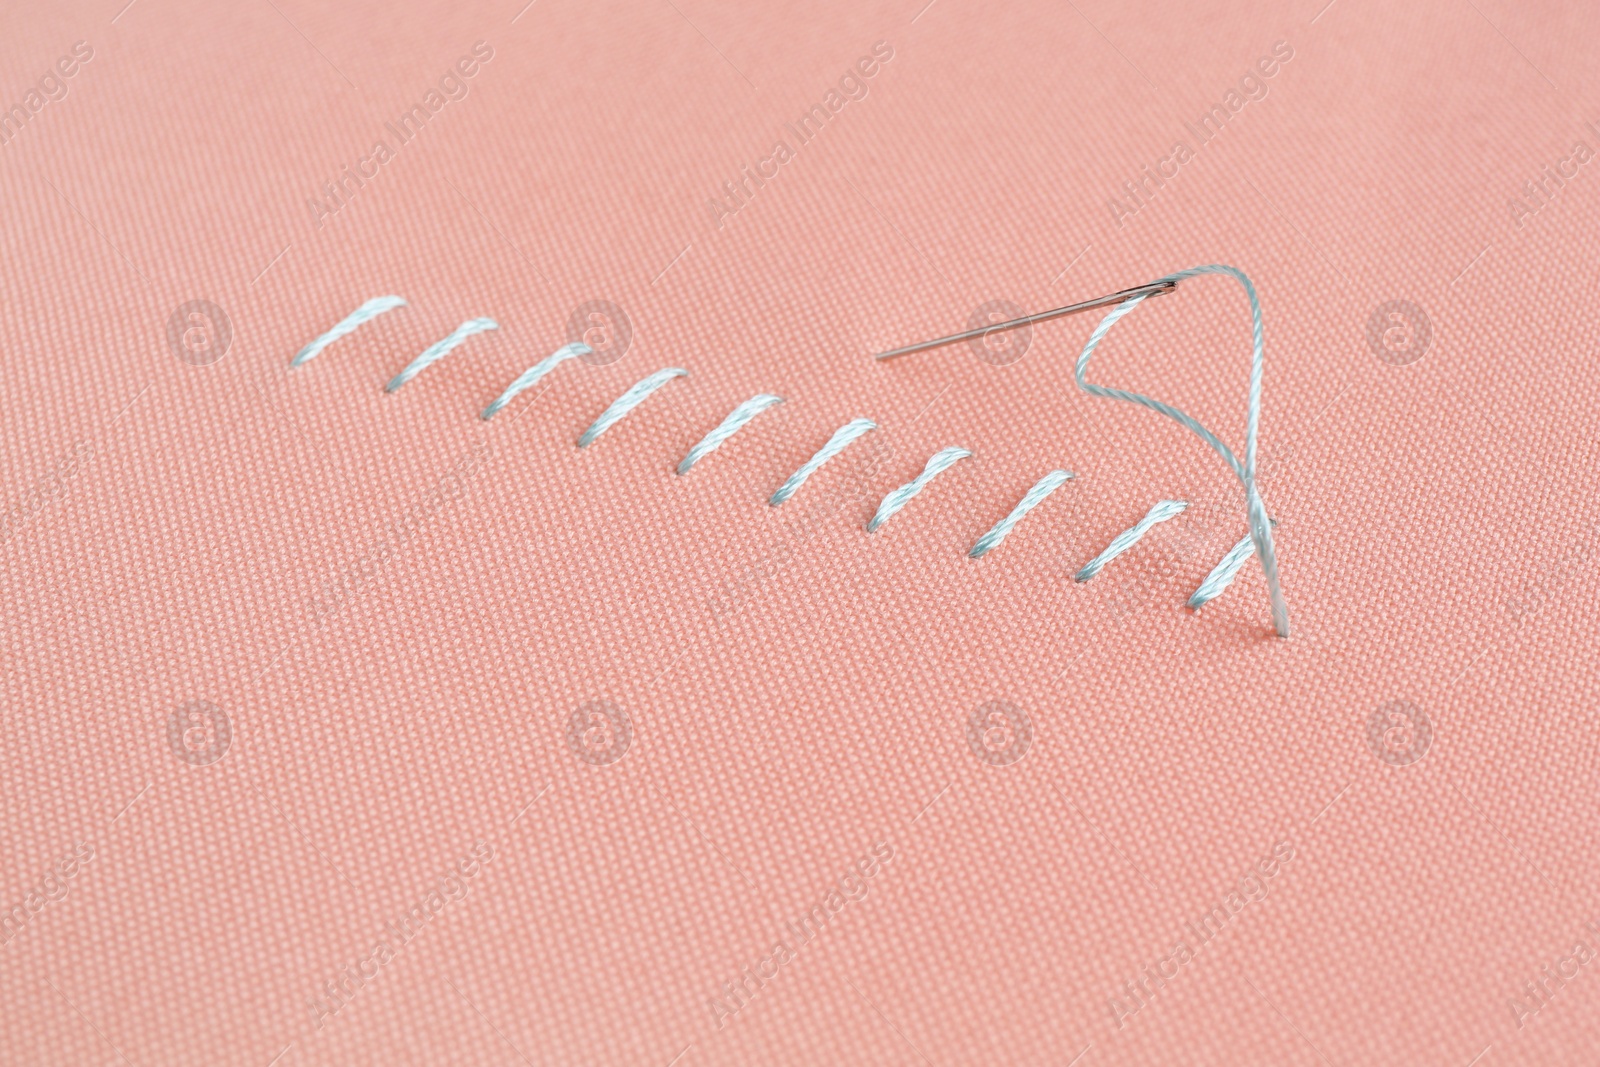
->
[386,318,498,393]
[868,447,972,532]
[968,470,1074,559]
[579,368,688,448]
[482,342,589,420]
[677,394,784,474]
[769,419,877,506]
[1075,500,1188,582]
[293,296,406,367]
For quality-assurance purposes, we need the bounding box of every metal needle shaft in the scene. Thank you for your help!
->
[873,279,1178,361]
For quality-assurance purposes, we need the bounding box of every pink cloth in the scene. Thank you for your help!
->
[2,0,1598,1063]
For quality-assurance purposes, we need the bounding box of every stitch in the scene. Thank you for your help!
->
[306,275,1282,634]
[579,368,688,448]
[968,469,1074,558]
[867,446,971,533]
[1187,533,1255,608]
[769,418,877,507]
[292,296,406,367]
[385,317,497,393]
[677,394,784,475]
[1075,499,1188,582]
[1075,264,1289,636]
[1187,519,1281,609]
[481,342,590,420]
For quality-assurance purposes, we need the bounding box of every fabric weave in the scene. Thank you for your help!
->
[0,1,1597,1064]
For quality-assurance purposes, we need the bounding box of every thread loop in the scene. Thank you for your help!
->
[1075,499,1188,582]
[579,368,688,448]
[387,317,498,393]
[1075,264,1289,636]
[677,394,784,474]
[770,419,877,506]
[868,447,971,532]
[969,470,1074,559]
[293,296,406,367]
[482,342,589,420]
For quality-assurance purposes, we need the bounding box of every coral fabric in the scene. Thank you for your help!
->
[1,0,1598,1064]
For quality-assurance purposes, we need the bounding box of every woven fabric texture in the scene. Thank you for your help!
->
[1,0,1597,1064]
